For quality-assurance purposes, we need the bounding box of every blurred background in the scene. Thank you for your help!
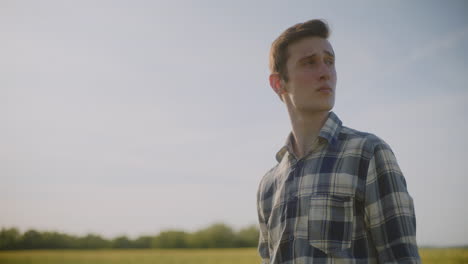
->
[1,0,467,248]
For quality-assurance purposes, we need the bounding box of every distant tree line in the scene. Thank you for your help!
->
[0,223,259,250]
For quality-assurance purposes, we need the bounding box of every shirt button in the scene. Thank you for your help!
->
[289,235,294,241]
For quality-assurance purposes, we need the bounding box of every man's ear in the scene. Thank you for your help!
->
[269,73,286,100]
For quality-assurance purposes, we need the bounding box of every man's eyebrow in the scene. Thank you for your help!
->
[324,50,335,57]
[299,50,335,61]
[298,53,316,61]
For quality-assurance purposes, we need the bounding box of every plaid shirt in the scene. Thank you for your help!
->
[257,112,420,264]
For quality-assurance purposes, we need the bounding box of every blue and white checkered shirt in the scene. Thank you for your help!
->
[257,111,420,263]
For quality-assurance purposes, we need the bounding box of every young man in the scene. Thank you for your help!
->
[257,19,421,263]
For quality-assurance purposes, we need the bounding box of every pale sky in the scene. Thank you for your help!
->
[1,0,467,247]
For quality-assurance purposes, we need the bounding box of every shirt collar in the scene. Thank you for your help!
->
[275,111,343,162]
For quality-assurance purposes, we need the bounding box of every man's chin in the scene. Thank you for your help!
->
[299,104,334,114]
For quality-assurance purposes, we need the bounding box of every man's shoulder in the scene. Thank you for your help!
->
[258,164,278,188]
[257,160,285,202]
[338,125,392,154]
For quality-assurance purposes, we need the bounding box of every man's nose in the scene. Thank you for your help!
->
[318,62,331,81]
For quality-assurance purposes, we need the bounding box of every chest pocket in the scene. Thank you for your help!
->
[308,194,354,254]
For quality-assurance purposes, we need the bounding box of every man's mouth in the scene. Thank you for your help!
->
[316,85,333,92]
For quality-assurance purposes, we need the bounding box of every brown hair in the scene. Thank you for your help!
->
[269,19,330,82]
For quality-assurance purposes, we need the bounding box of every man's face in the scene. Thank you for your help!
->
[281,37,337,113]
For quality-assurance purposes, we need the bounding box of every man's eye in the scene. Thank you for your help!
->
[325,59,334,65]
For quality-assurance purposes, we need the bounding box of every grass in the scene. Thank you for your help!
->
[0,249,259,264]
[419,248,468,264]
[0,248,466,264]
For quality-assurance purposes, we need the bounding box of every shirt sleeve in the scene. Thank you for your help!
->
[257,188,270,264]
[364,142,421,263]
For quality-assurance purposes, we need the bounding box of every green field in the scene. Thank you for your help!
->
[0,248,467,264]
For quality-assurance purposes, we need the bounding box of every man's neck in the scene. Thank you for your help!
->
[287,109,329,159]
